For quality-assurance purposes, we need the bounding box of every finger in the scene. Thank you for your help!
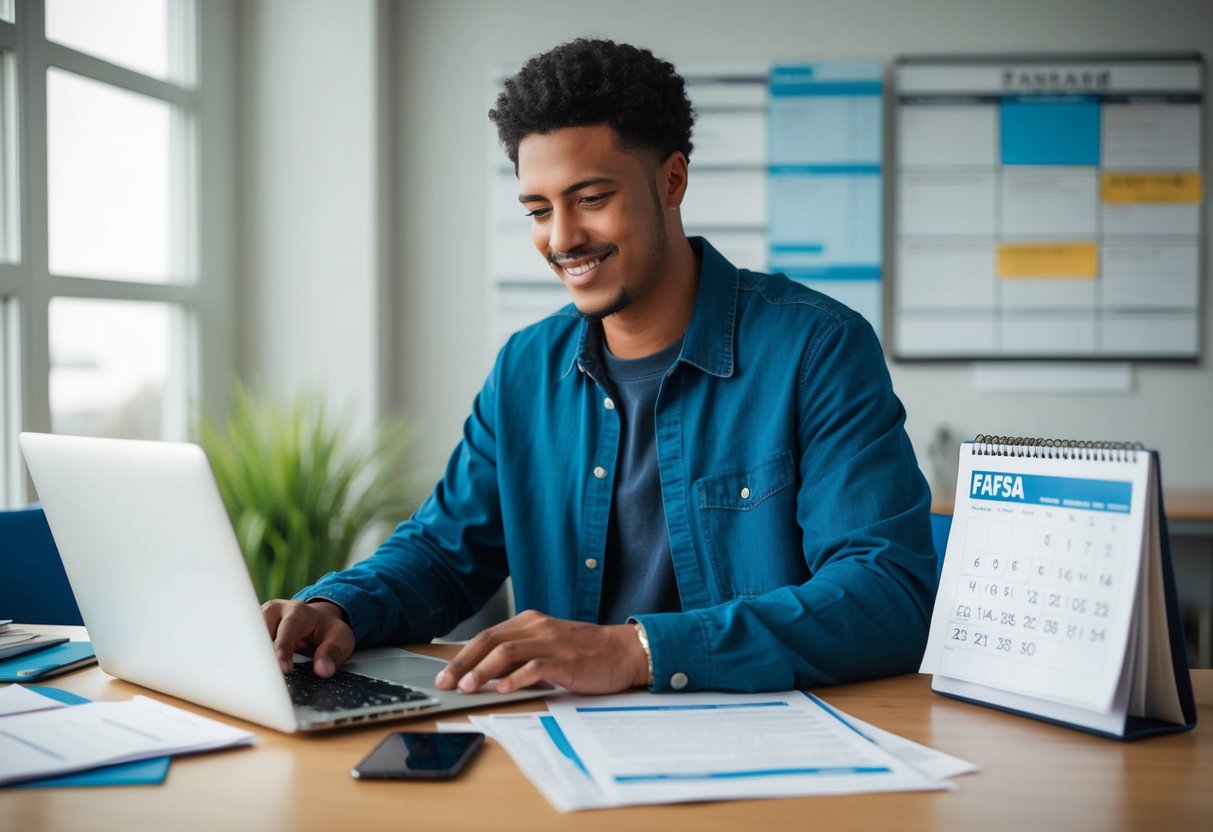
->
[455,637,543,693]
[270,602,316,672]
[492,657,569,694]
[262,599,286,640]
[435,616,536,689]
[310,622,354,678]
[435,636,492,690]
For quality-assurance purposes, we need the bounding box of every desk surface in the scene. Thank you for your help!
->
[3,636,1210,832]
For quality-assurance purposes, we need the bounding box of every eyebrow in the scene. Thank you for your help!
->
[518,176,616,204]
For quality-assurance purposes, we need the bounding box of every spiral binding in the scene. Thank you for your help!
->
[971,435,1143,462]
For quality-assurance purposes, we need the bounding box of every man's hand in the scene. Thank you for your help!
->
[433,610,650,695]
[261,599,355,678]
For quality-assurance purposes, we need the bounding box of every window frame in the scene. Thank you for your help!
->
[0,0,233,505]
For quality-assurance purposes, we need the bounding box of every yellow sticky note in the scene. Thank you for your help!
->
[1102,172,1202,204]
[997,242,1099,279]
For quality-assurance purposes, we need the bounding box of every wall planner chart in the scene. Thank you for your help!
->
[487,61,885,352]
[892,53,1205,361]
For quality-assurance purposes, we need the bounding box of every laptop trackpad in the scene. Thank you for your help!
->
[344,647,448,688]
[344,647,553,704]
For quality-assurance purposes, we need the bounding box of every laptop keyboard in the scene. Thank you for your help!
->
[286,662,432,712]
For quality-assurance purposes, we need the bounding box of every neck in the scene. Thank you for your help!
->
[601,236,699,359]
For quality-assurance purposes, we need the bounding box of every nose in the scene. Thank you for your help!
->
[544,206,589,258]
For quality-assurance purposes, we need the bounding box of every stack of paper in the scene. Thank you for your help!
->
[0,620,68,662]
[0,686,254,786]
[452,690,975,812]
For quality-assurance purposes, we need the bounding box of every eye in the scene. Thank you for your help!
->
[524,206,551,220]
[579,192,611,207]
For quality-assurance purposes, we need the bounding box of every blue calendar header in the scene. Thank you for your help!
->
[970,470,1132,513]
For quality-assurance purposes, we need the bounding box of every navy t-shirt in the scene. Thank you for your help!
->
[596,338,684,625]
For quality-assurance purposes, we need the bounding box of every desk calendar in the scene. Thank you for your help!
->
[920,437,1196,739]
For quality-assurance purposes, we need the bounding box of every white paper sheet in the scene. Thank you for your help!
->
[0,685,69,717]
[479,691,959,812]
[814,706,978,780]
[471,714,613,811]
[0,695,254,786]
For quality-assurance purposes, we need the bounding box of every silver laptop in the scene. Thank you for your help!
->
[19,431,548,733]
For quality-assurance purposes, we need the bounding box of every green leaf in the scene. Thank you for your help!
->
[195,379,416,602]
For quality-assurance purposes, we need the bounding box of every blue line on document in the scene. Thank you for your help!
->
[574,701,789,713]
[770,82,883,97]
[802,691,873,742]
[538,716,593,780]
[775,265,881,282]
[769,243,825,254]
[614,766,892,783]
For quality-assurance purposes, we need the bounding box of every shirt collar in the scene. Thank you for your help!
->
[562,237,738,380]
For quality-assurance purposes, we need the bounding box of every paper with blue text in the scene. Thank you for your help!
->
[473,690,954,811]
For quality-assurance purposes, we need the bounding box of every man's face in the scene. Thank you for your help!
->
[517,125,671,321]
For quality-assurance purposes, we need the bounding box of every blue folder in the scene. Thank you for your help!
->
[9,687,171,789]
[0,641,97,682]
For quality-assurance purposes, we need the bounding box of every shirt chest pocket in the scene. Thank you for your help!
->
[695,449,805,599]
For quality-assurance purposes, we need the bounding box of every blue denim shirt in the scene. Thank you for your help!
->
[297,238,937,692]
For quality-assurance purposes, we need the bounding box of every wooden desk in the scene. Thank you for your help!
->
[2,639,1210,832]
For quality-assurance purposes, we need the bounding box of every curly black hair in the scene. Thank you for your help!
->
[489,38,695,168]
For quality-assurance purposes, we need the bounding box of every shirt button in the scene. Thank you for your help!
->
[584,558,599,570]
[740,486,751,499]
[603,397,615,410]
[669,672,689,690]
[593,466,607,479]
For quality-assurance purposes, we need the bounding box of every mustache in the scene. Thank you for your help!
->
[547,243,618,265]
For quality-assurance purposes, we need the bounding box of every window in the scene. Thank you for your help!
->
[0,0,230,506]
[45,0,178,82]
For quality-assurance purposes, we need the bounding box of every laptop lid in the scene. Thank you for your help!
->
[18,433,545,733]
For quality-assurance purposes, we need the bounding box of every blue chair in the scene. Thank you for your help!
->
[929,512,953,581]
[0,505,84,625]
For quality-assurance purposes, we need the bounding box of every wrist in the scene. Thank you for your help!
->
[305,598,349,625]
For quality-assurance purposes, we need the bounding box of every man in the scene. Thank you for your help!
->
[263,38,937,695]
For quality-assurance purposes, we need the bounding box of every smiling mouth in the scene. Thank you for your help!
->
[549,246,617,280]
[562,256,605,276]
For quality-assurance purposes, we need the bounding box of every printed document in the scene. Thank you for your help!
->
[0,694,253,786]
[471,690,960,811]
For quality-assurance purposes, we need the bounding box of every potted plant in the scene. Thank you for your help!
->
[198,382,415,602]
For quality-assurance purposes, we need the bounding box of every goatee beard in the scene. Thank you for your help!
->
[578,288,633,321]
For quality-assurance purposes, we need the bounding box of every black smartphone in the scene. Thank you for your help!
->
[350,731,485,780]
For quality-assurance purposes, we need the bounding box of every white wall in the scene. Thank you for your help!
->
[238,0,388,433]
[392,0,1213,496]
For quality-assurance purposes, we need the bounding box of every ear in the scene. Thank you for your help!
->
[656,151,690,210]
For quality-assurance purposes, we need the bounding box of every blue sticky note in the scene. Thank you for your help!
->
[1001,95,1101,166]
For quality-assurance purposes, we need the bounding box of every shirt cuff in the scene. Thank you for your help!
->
[302,596,350,624]
[292,575,370,643]
[629,611,710,692]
